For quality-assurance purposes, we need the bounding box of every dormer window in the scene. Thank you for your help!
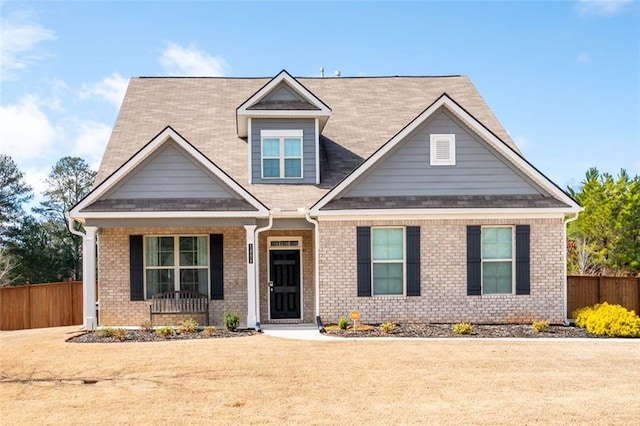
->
[261,130,303,179]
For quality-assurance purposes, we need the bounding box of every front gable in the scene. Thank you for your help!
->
[236,69,331,138]
[311,94,580,215]
[343,109,546,198]
[103,142,240,200]
[70,126,269,219]
[247,81,320,111]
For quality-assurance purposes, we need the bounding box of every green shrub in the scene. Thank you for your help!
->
[453,323,473,335]
[177,318,199,334]
[139,320,154,332]
[155,326,174,338]
[223,311,240,331]
[380,322,395,334]
[203,326,217,336]
[338,317,349,330]
[574,303,640,337]
[532,320,550,333]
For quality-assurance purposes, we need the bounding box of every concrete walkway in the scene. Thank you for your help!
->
[260,323,338,341]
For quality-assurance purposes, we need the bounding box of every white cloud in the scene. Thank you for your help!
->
[79,72,129,107]
[0,95,56,163]
[71,121,111,170]
[158,42,229,76]
[0,10,56,80]
[576,0,634,16]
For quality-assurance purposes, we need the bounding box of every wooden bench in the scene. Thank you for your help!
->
[149,290,209,326]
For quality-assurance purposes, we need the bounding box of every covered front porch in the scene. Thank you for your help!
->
[74,216,317,330]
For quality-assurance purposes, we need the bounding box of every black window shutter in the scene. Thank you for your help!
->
[129,235,144,301]
[467,226,482,296]
[406,226,421,296]
[356,227,372,297]
[210,234,224,300]
[515,225,530,295]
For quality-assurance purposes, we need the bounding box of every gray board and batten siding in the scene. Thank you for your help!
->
[251,118,317,184]
[343,109,550,198]
[104,141,241,200]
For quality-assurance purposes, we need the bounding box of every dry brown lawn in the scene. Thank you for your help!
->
[1,327,639,425]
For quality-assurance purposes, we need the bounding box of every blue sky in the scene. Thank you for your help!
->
[1,0,638,207]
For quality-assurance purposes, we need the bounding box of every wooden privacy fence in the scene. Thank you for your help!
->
[0,281,83,330]
[567,275,640,319]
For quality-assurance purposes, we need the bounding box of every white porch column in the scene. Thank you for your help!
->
[244,225,257,328]
[83,226,98,330]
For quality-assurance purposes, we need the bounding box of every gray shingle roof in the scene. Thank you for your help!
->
[97,75,519,210]
[83,198,257,212]
[322,195,570,210]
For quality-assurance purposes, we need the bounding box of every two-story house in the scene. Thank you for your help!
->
[70,70,580,330]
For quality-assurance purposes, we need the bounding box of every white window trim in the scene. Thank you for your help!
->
[430,133,456,166]
[481,226,515,295]
[143,235,209,299]
[371,227,406,297]
[260,130,304,179]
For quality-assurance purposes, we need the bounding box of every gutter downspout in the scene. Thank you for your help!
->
[253,212,274,329]
[304,212,320,326]
[563,212,580,325]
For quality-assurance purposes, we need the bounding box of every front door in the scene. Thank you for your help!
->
[269,249,301,319]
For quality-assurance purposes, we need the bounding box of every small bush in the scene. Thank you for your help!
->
[155,326,174,338]
[178,318,199,334]
[380,322,395,334]
[96,327,116,338]
[96,327,127,341]
[453,323,473,335]
[139,320,154,332]
[532,320,550,333]
[574,303,640,337]
[338,317,349,330]
[203,326,217,336]
[113,328,127,342]
[224,311,240,331]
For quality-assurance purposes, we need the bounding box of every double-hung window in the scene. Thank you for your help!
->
[261,129,303,178]
[481,226,514,294]
[372,227,405,295]
[145,236,209,299]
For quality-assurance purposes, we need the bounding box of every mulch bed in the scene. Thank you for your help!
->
[323,323,599,338]
[68,329,256,343]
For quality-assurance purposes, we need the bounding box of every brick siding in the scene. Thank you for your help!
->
[97,217,565,327]
[317,218,565,324]
[97,226,247,327]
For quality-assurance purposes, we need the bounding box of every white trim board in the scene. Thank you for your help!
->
[70,126,269,220]
[314,210,569,222]
[310,94,581,215]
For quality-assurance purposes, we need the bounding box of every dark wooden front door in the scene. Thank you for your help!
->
[269,250,301,319]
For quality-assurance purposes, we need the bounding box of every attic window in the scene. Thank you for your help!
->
[261,129,303,179]
[430,134,456,166]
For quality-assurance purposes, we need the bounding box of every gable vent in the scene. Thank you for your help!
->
[430,134,456,166]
